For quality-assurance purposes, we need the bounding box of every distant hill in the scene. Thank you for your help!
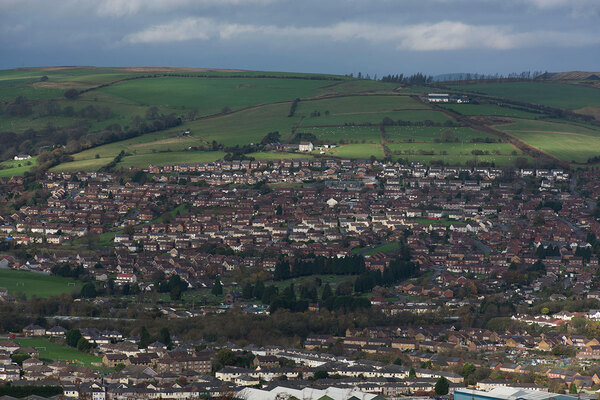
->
[538,71,600,81]
[1,66,600,173]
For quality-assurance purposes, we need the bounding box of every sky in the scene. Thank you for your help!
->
[1,0,599,76]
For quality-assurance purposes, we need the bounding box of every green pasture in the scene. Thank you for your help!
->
[305,126,382,144]
[301,110,451,126]
[296,95,427,115]
[116,151,226,169]
[440,103,546,119]
[384,126,497,143]
[247,151,313,160]
[99,76,331,115]
[0,157,36,177]
[387,141,527,166]
[494,118,600,162]
[66,102,296,162]
[496,118,600,135]
[451,81,600,109]
[322,143,384,159]
[324,80,400,94]
[0,269,81,298]
[14,338,102,368]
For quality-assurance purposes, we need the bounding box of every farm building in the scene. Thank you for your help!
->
[428,93,450,103]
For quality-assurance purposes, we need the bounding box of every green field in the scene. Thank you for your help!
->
[494,118,600,162]
[14,338,102,368]
[0,157,36,177]
[306,126,382,144]
[440,104,546,119]
[0,269,81,297]
[452,81,600,109]
[322,143,384,159]
[99,76,332,116]
[384,126,496,143]
[247,151,313,160]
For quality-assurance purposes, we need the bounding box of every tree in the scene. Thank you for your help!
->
[321,284,333,301]
[313,370,329,380]
[159,327,171,347]
[66,329,82,347]
[80,282,97,299]
[569,382,578,394]
[252,280,265,299]
[435,376,449,395]
[242,282,254,299]
[168,274,185,300]
[139,326,151,349]
[77,337,91,352]
[64,89,79,100]
[409,367,416,378]
[212,279,223,296]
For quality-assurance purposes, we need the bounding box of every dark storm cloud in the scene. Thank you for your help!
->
[1,0,599,74]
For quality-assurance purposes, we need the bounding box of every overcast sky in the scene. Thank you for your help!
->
[1,0,599,76]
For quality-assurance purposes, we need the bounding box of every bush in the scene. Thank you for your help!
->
[64,89,79,100]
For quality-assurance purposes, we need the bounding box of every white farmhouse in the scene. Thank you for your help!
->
[299,142,314,152]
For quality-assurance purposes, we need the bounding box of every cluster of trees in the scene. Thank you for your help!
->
[381,116,459,128]
[99,150,126,172]
[354,256,419,292]
[288,98,300,117]
[0,385,62,398]
[536,199,563,212]
[139,326,172,348]
[380,73,433,85]
[0,100,181,165]
[65,329,92,352]
[309,110,330,117]
[534,244,561,259]
[586,233,600,259]
[502,260,546,286]
[1,96,113,120]
[290,132,317,144]
[153,272,188,300]
[51,263,86,278]
[273,255,366,280]
[261,131,281,145]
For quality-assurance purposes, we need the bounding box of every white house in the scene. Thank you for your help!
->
[116,273,137,284]
[299,142,314,152]
[14,154,32,161]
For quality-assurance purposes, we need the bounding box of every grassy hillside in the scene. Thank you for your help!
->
[494,118,600,163]
[1,67,600,170]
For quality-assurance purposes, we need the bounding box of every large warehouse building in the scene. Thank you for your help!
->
[455,387,580,400]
